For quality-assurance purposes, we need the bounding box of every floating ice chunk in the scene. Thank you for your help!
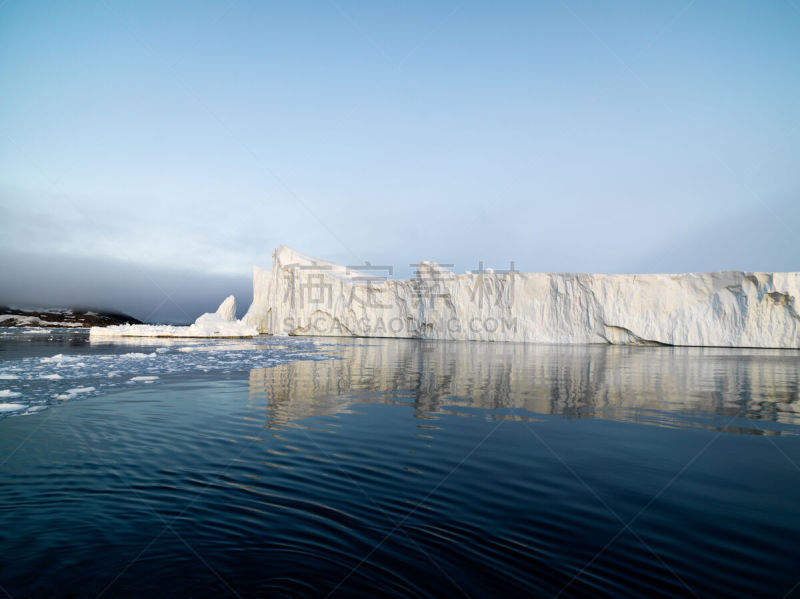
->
[0,390,22,398]
[40,354,66,363]
[178,342,260,353]
[53,386,96,400]
[40,374,63,380]
[0,374,19,380]
[0,403,25,412]
[129,376,159,383]
[40,354,84,365]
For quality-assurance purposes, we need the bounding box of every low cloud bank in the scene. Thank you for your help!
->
[0,251,251,324]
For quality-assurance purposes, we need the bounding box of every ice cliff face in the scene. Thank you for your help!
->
[242,246,800,349]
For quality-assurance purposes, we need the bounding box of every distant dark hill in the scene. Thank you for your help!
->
[0,307,142,328]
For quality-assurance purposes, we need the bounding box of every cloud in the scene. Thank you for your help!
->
[0,250,252,324]
[0,184,281,275]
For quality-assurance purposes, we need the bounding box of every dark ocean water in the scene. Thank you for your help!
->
[1,330,800,598]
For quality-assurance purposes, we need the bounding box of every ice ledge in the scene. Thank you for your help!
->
[90,296,257,338]
[242,247,800,349]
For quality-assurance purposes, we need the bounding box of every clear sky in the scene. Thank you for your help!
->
[1,0,798,320]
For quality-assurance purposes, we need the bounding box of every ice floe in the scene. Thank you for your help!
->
[128,376,158,383]
[53,387,96,400]
[0,330,327,418]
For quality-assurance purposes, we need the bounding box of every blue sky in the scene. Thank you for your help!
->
[1,0,798,319]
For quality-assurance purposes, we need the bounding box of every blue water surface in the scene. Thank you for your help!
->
[1,330,799,598]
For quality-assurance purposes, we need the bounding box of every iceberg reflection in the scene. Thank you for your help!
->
[248,339,800,433]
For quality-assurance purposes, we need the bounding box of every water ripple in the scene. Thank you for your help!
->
[1,337,800,597]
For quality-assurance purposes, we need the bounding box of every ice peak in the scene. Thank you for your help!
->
[215,296,237,322]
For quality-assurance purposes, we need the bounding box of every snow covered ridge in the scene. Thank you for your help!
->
[239,246,800,349]
[91,295,258,338]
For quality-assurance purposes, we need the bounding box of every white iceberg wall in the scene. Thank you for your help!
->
[241,266,272,332]
[242,246,800,348]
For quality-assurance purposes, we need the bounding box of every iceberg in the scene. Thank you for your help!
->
[90,296,257,338]
[241,246,800,349]
[89,246,800,348]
